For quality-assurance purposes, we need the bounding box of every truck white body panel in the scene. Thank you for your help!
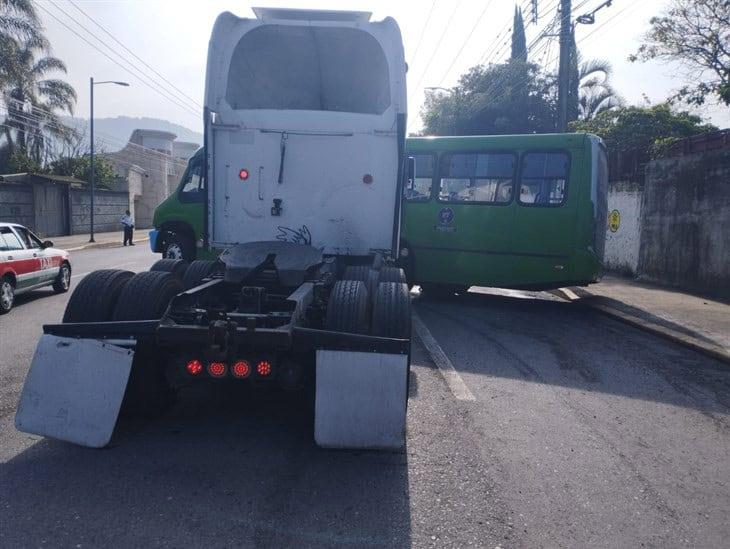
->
[315,350,408,449]
[205,9,407,255]
[15,335,133,448]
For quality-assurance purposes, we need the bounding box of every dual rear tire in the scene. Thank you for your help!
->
[327,267,411,339]
[62,269,183,417]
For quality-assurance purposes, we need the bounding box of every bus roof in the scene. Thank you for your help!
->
[406,133,595,152]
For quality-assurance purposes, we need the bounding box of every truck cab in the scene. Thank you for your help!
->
[150,147,207,261]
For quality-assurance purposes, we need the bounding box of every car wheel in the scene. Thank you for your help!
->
[52,262,71,293]
[0,277,14,314]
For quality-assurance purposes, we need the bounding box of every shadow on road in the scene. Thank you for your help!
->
[1,385,411,547]
[416,290,730,417]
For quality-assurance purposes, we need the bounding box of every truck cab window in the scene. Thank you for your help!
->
[179,161,204,202]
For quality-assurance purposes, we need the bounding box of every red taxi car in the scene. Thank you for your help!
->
[0,223,72,314]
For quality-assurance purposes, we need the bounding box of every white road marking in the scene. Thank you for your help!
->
[71,261,146,280]
[412,312,476,402]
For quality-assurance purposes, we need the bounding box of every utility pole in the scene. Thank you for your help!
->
[89,77,95,242]
[557,0,571,132]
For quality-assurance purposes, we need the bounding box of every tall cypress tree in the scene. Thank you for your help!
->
[511,6,528,62]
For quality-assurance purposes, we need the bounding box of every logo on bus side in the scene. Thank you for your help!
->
[435,207,456,233]
[438,207,454,225]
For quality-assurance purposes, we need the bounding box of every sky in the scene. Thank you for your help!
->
[36,0,730,138]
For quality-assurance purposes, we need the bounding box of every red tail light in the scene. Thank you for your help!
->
[208,362,227,377]
[232,360,251,378]
[186,359,203,376]
[239,168,250,180]
[256,360,272,377]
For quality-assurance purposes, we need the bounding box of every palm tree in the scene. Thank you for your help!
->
[577,59,623,119]
[1,1,77,168]
[1,34,77,164]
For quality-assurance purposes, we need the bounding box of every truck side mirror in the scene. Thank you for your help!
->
[407,156,415,188]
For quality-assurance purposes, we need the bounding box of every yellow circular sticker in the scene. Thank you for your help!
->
[608,209,621,233]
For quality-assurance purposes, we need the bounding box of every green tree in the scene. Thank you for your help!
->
[568,34,623,121]
[420,60,557,136]
[630,0,730,106]
[1,33,77,165]
[49,154,116,189]
[571,103,717,158]
[511,6,528,62]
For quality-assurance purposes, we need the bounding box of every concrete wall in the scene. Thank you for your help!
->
[69,189,129,235]
[604,180,643,275]
[0,182,35,228]
[638,150,730,299]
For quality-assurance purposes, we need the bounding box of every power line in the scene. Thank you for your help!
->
[67,0,202,110]
[407,0,464,106]
[408,0,438,67]
[2,103,190,167]
[37,2,202,120]
[436,0,496,87]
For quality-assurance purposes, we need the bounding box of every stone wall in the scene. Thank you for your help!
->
[69,189,129,235]
[638,150,730,298]
[605,180,643,275]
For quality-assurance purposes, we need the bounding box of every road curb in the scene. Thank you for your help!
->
[66,237,149,252]
[551,288,730,365]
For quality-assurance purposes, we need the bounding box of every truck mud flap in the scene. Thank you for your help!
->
[15,335,134,448]
[315,350,408,450]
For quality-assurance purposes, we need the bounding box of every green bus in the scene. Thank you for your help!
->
[151,133,607,292]
[400,133,608,293]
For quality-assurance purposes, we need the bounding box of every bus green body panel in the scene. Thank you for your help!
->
[401,133,604,290]
[153,133,605,289]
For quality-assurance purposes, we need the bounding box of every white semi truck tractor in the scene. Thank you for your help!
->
[15,7,411,450]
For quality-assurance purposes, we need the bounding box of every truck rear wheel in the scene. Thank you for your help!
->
[378,266,407,284]
[112,271,184,321]
[150,258,189,281]
[112,271,183,418]
[182,259,219,290]
[371,282,411,339]
[63,269,134,323]
[325,280,370,335]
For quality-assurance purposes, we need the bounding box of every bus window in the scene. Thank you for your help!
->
[519,152,569,206]
[178,161,204,203]
[405,154,435,200]
[438,152,515,204]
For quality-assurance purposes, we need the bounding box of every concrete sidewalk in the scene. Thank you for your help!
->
[50,230,150,252]
[555,276,730,364]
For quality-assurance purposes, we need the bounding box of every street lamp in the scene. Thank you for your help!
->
[89,78,129,242]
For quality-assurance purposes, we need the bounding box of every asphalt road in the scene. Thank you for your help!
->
[1,246,729,548]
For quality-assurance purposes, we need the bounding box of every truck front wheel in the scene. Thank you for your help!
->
[162,232,195,261]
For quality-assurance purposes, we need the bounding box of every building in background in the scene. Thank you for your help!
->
[107,129,197,229]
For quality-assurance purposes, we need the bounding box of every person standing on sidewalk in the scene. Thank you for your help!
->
[121,210,135,246]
